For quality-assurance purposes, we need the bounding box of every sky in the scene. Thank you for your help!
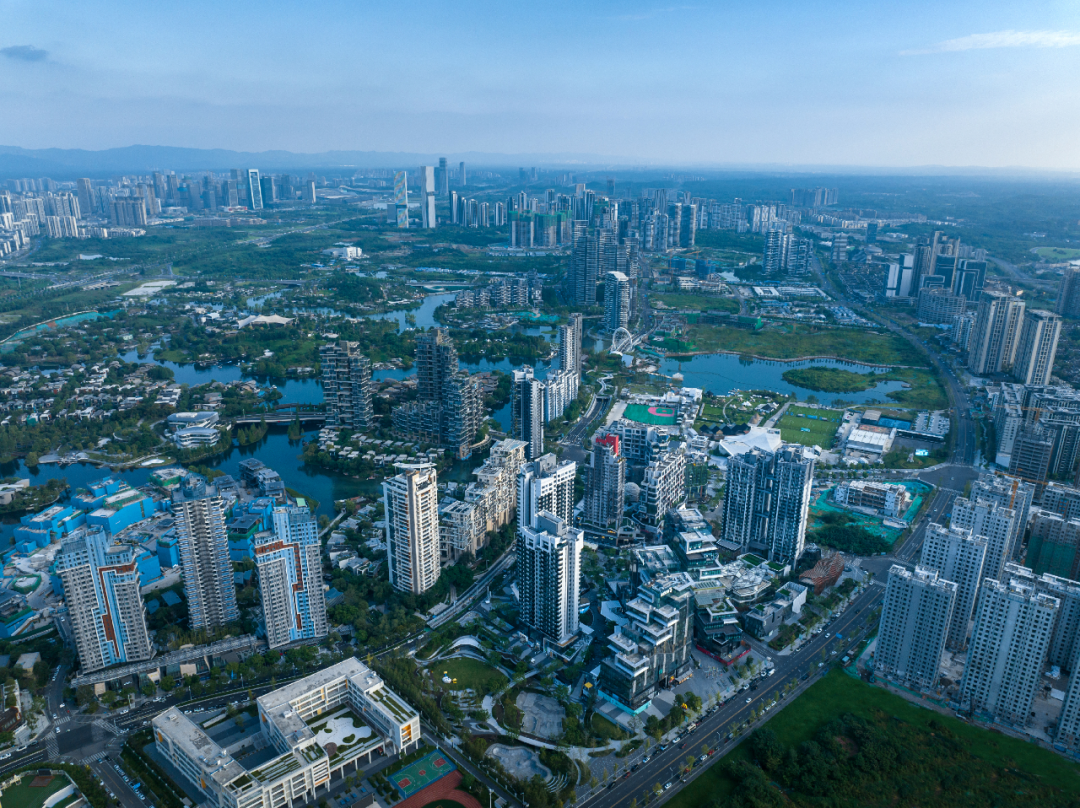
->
[2,0,1080,169]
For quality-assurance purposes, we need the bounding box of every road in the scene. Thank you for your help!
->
[581,583,885,808]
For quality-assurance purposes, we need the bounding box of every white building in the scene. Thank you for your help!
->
[174,475,239,630]
[968,290,1025,375]
[255,505,328,649]
[920,523,987,651]
[960,577,1059,726]
[153,659,421,808]
[517,511,584,645]
[875,565,956,689]
[383,464,441,594]
[604,271,630,332]
[517,453,575,529]
[950,496,1020,584]
[511,366,545,460]
[1012,308,1061,386]
[543,369,578,423]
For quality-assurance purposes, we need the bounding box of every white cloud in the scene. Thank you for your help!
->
[902,30,1080,56]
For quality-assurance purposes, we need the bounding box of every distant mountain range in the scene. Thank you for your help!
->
[0,145,630,177]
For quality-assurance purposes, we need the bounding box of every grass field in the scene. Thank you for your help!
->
[681,324,924,367]
[623,402,680,425]
[667,669,1080,808]
[1036,246,1080,262]
[436,658,507,693]
[777,405,842,448]
[1,775,69,808]
[651,293,739,314]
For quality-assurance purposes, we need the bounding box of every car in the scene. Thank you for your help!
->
[745,697,752,703]
[641,755,651,764]
[664,782,673,790]
[52,714,57,720]
[680,742,687,749]
[55,727,60,733]
[700,754,708,762]
[631,764,639,772]
[59,703,65,709]
[824,633,830,638]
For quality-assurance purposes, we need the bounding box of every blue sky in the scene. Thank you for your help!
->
[2,0,1080,168]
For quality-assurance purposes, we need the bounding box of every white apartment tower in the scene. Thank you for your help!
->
[968,474,1034,563]
[255,505,328,649]
[512,366,545,461]
[960,577,1059,726]
[968,290,1025,375]
[920,523,987,651]
[876,565,957,690]
[1013,308,1062,385]
[558,314,583,381]
[517,511,584,644]
[583,433,625,533]
[55,529,153,673]
[383,464,441,594]
[174,475,239,630]
[949,497,1020,583]
[517,454,576,529]
[604,271,630,332]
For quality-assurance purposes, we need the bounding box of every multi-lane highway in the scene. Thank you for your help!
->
[581,582,885,808]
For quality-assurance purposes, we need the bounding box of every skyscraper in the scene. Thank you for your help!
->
[641,450,687,530]
[459,161,466,186]
[960,577,1059,726]
[255,505,327,648]
[1008,425,1055,497]
[320,341,374,430]
[437,157,449,195]
[1057,266,1080,319]
[1012,309,1062,385]
[512,367,545,460]
[383,464,441,594]
[558,314,583,380]
[763,228,788,274]
[604,271,630,332]
[517,511,584,644]
[393,170,409,228]
[720,446,814,565]
[416,328,458,402]
[174,475,239,630]
[304,180,316,204]
[55,529,152,673]
[920,524,987,651]
[76,178,93,216]
[418,165,436,229]
[875,565,957,689]
[517,454,576,528]
[950,496,1020,584]
[584,434,625,533]
[967,474,1035,558]
[247,169,264,210]
[570,227,615,305]
[968,290,1025,375]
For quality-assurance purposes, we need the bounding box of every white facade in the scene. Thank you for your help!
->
[968,290,1025,375]
[383,464,441,594]
[876,565,956,689]
[1013,308,1061,386]
[950,496,1020,584]
[511,366,545,460]
[604,271,630,332]
[517,454,576,529]
[920,523,987,651]
[517,511,584,644]
[256,505,328,649]
[174,476,239,630]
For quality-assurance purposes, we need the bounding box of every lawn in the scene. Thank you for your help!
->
[651,293,739,314]
[680,323,925,367]
[777,405,842,448]
[1036,246,1080,262]
[436,658,507,693]
[1,775,70,808]
[667,668,1080,808]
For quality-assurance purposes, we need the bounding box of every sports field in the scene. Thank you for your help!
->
[623,402,679,425]
[777,405,841,448]
[393,750,456,798]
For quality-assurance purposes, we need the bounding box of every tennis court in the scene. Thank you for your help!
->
[393,750,456,798]
[623,402,679,425]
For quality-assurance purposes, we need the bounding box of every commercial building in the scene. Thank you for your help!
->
[173,475,240,630]
[255,505,327,649]
[153,658,420,808]
[517,454,576,528]
[875,565,956,689]
[1012,309,1061,386]
[517,511,583,645]
[604,271,630,332]
[743,582,807,640]
[720,446,814,565]
[320,341,374,430]
[968,290,1025,375]
[55,529,153,673]
[950,496,1021,583]
[383,464,441,594]
[247,169,263,210]
[920,524,987,651]
[511,366,545,460]
[960,577,1059,726]
[583,434,625,534]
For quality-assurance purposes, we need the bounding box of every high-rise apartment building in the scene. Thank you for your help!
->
[517,454,576,529]
[383,464,441,594]
[1059,642,1080,749]
[1057,266,1080,319]
[416,328,458,402]
[960,577,1059,726]
[319,341,374,430]
[55,529,152,673]
[247,169,263,210]
[517,511,584,644]
[76,178,93,215]
[950,496,1020,583]
[418,165,436,229]
[1012,309,1062,385]
[558,314,583,380]
[920,523,987,651]
[720,446,814,565]
[1008,425,1055,497]
[393,170,409,228]
[1026,511,1080,581]
[174,475,239,630]
[641,450,687,530]
[968,290,1025,375]
[968,474,1034,560]
[583,434,625,533]
[1002,561,1080,670]
[604,271,630,332]
[511,367,545,460]
[875,565,957,689]
[255,505,327,648]
[569,227,616,305]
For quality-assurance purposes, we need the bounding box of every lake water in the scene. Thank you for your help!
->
[363,292,457,333]
[659,354,908,406]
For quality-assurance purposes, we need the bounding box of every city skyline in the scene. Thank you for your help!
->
[2,1,1080,169]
